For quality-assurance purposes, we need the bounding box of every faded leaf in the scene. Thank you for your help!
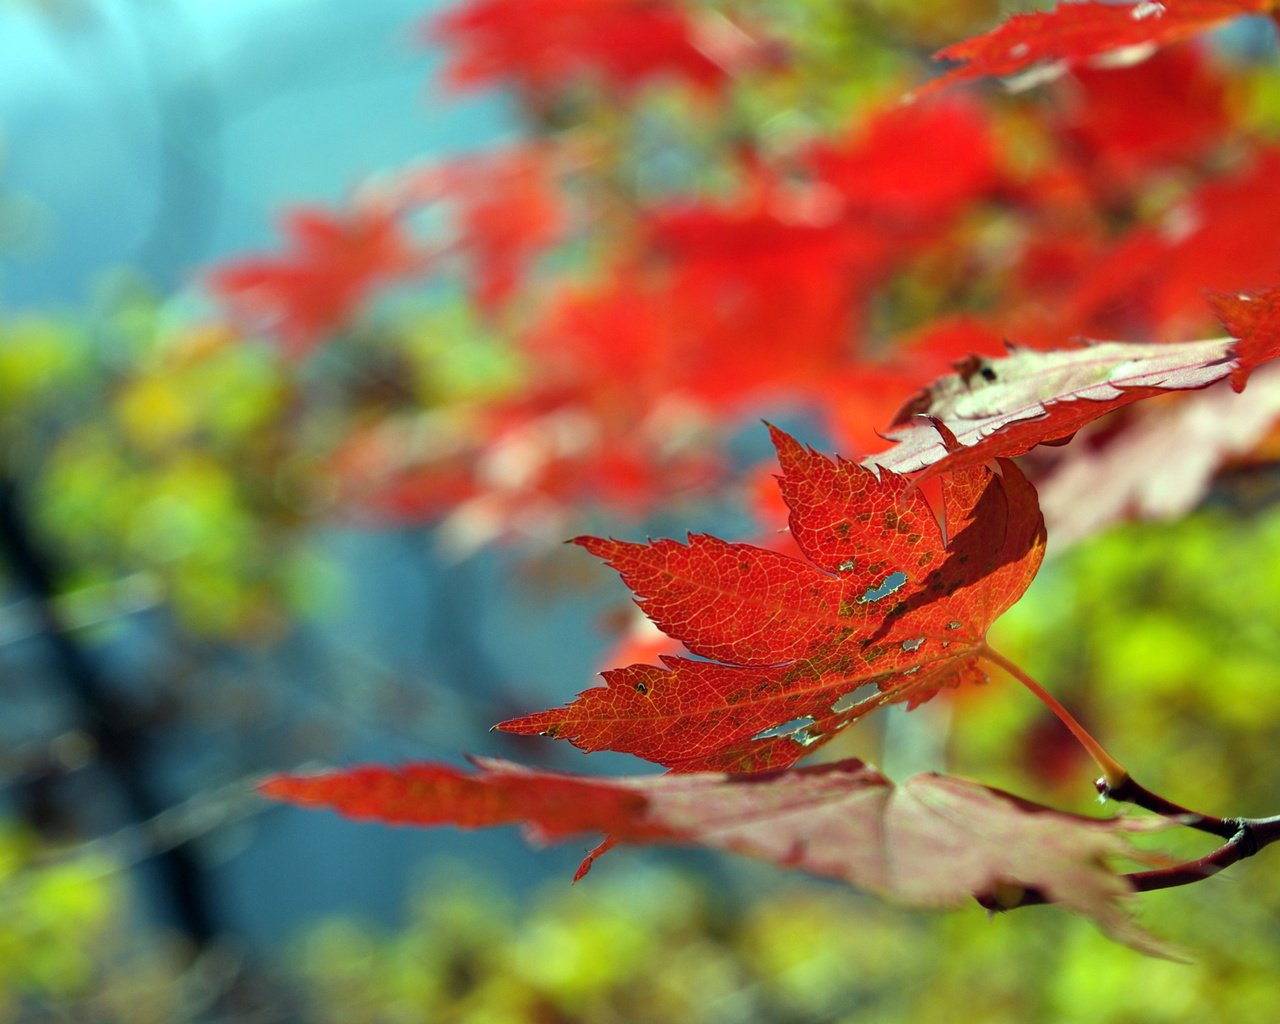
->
[262,757,1174,957]
[1038,362,1280,547]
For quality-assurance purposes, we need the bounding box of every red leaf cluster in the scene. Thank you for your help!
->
[249,0,1280,957]
[430,0,766,97]
[209,205,424,357]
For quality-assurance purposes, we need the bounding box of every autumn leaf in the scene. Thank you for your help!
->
[1051,45,1230,192]
[1047,149,1280,343]
[868,292,1280,478]
[429,0,762,98]
[209,205,425,357]
[446,147,563,312]
[261,756,1173,956]
[808,95,1001,227]
[1037,362,1280,547]
[1207,285,1280,392]
[919,0,1275,96]
[497,425,1046,773]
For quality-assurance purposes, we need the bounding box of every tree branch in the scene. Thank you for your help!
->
[978,796,1280,913]
[0,472,217,948]
[1097,774,1241,841]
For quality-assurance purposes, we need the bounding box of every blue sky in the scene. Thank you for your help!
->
[0,0,515,307]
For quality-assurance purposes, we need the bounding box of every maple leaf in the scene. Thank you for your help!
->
[209,205,424,357]
[1037,362,1280,547]
[1206,284,1280,392]
[808,95,1001,227]
[1046,149,1280,344]
[261,756,1173,956]
[497,425,1046,773]
[919,0,1275,96]
[429,0,757,98]
[867,291,1280,478]
[1052,45,1230,191]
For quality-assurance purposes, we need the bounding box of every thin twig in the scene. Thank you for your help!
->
[1098,775,1240,840]
[981,812,1280,912]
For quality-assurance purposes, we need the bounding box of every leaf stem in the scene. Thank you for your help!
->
[980,644,1129,788]
[973,648,1280,916]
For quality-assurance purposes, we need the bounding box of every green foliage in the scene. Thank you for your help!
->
[0,824,123,1018]
[992,498,1280,810]
[283,848,1280,1023]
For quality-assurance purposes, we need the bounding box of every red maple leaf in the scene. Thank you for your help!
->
[497,425,1046,773]
[429,0,758,97]
[808,95,1001,227]
[261,756,1172,955]
[867,289,1280,478]
[442,147,564,311]
[209,205,424,357]
[919,0,1275,96]
[1044,149,1280,343]
[1207,285,1280,391]
[1050,45,1230,192]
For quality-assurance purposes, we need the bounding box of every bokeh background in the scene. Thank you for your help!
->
[4,0,1280,1021]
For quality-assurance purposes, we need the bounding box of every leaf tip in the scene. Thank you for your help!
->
[575,836,619,882]
[764,421,798,452]
[257,775,290,800]
[1206,284,1280,393]
[257,772,326,807]
[918,415,964,455]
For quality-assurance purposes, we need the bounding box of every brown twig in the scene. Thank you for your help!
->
[978,800,1280,912]
[1098,774,1241,841]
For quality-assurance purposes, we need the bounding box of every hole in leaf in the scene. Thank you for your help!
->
[901,637,924,653]
[831,685,877,714]
[837,560,857,572]
[859,571,908,604]
[752,716,817,744]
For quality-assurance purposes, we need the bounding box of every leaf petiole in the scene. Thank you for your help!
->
[979,644,1129,788]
